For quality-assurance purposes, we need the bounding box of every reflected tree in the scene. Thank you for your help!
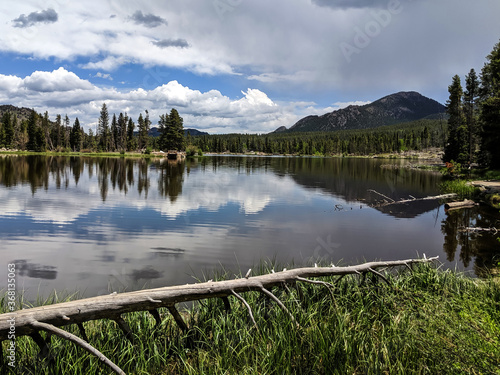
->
[442,206,500,276]
[157,160,185,202]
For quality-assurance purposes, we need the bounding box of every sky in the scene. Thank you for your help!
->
[0,0,499,134]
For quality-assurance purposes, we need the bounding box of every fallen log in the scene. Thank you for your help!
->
[445,199,478,210]
[368,190,457,206]
[0,257,438,374]
[459,227,499,234]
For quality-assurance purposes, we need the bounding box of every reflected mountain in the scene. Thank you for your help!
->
[204,156,444,218]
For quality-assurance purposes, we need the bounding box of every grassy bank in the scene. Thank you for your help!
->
[0,150,159,159]
[2,263,500,374]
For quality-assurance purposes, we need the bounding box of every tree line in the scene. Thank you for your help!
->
[190,119,447,156]
[443,39,500,169]
[0,103,185,153]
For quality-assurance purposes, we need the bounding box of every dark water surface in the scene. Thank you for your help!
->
[0,155,498,300]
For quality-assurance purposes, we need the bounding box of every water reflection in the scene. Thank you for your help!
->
[0,155,498,300]
[442,206,500,277]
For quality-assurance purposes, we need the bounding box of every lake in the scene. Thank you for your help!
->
[0,155,498,301]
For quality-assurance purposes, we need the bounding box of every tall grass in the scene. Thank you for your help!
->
[439,179,480,200]
[2,263,500,374]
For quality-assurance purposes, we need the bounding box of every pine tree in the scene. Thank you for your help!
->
[63,115,71,149]
[158,112,169,151]
[127,118,136,151]
[463,69,480,165]
[98,103,110,151]
[27,109,38,151]
[118,113,127,151]
[70,118,82,151]
[443,75,467,164]
[110,113,118,151]
[164,108,185,151]
[1,111,11,148]
[479,40,500,168]
[137,112,150,150]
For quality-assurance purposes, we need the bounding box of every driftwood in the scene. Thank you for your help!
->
[0,257,438,374]
[445,199,478,210]
[368,190,457,206]
[459,227,499,234]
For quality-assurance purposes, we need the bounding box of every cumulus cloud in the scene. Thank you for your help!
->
[129,10,167,28]
[12,8,58,28]
[23,68,94,92]
[332,101,372,109]
[152,38,190,48]
[0,69,308,134]
[94,72,113,80]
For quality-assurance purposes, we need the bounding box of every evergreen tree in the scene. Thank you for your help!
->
[0,112,10,148]
[27,109,38,151]
[127,118,136,151]
[0,115,5,148]
[42,111,53,150]
[479,40,500,168]
[98,103,110,151]
[162,108,185,151]
[63,115,71,149]
[137,112,150,150]
[463,69,480,165]
[117,113,127,151]
[110,113,118,151]
[70,118,82,151]
[51,114,62,149]
[443,75,467,163]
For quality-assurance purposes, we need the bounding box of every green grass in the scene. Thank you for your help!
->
[2,263,500,374]
[439,179,481,200]
[0,150,157,159]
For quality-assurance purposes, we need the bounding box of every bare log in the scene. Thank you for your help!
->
[459,227,499,234]
[445,200,478,210]
[369,190,457,206]
[0,257,438,341]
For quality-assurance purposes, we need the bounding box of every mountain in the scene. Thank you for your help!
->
[146,127,209,137]
[0,105,34,122]
[283,91,446,133]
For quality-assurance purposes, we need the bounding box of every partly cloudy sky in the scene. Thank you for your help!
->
[0,0,499,133]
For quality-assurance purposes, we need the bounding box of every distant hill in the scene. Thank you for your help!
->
[277,91,446,133]
[0,104,34,123]
[147,127,209,137]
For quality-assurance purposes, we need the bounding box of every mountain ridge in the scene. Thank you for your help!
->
[277,91,445,133]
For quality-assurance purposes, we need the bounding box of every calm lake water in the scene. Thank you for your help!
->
[0,155,498,300]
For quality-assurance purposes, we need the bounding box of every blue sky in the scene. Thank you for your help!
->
[0,0,499,133]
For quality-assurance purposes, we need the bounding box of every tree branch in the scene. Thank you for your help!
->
[30,320,125,375]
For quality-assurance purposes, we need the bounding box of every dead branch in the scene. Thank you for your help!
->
[368,190,457,206]
[30,320,125,375]
[459,227,499,234]
[231,289,258,331]
[259,286,298,327]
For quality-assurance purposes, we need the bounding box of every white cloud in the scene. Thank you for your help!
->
[332,101,372,109]
[94,72,113,80]
[0,69,314,133]
[24,68,94,92]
